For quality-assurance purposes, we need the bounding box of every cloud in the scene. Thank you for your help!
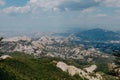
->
[3,5,30,14]
[58,0,101,11]
[2,0,101,14]
[95,14,108,17]
[2,0,64,14]
[102,0,120,7]
[0,0,5,6]
[29,0,64,9]
[81,8,95,13]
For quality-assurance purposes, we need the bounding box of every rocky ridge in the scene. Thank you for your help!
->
[56,61,102,80]
[0,36,109,59]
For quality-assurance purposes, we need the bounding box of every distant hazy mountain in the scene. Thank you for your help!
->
[75,28,120,41]
[52,27,85,37]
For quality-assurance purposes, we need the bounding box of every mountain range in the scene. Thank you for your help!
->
[75,28,120,41]
[0,28,120,80]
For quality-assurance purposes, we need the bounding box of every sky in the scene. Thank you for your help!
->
[0,0,120,32]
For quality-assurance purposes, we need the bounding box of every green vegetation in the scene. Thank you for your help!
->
[113,50,120,65]
[94,57,110,74]
[0,52,118,80]
[109,50,120,77]
[0,52,83,80]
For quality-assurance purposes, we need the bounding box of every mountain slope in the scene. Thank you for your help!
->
[75,28,120,41]
[0,53,83,80]
[0,52,118,80]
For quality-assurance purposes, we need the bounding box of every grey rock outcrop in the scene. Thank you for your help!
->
[0,55,12,60]
[83,65,97,73]
[56,61,102,80]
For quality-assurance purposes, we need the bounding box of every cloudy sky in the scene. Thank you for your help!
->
[0,0,120,32]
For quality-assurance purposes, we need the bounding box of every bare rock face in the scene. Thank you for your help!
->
[38,36,53,45]
[108,63,120,77]
[67,66,80,76]
[46,53,55,57]
[0,35,109,60]
[108,63,117,72]
[56,61,102,80]
[0,55,12,60]
[114,68,120,77]
[83,65,97,73]
[2,36,31,42]
[56,62,68,72]
[32,41,44,48]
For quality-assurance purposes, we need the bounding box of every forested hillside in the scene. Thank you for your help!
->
[0,52,118,80]
[0,52,83,80]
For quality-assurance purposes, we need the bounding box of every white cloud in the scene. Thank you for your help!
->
[3,6,30,14]
[95,14,107,17]
[81,8,95,13]
[29,0,64,9]
[2,0,120,14]
[2,0,101,14]
[102,0,120,7]
[0,0,5,6]
[2,0,65,14]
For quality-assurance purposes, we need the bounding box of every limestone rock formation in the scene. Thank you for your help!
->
[2,36,31,42]
[0,55,12,60]
[56,61,102,80]
[83,65,97,73]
